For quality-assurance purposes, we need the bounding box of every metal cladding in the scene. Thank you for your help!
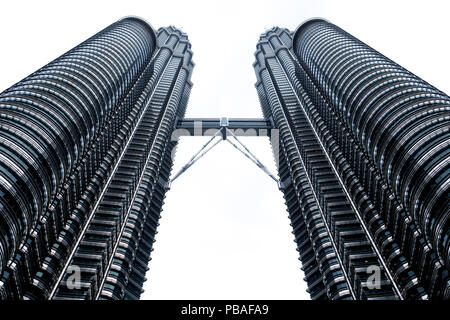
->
[254,20,449,299]
[0,18,194,300]
[0,15,448,302]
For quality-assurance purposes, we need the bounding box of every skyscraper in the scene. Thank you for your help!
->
[0,17,194,300]
[0,15,448,301]
[254,19,449,299]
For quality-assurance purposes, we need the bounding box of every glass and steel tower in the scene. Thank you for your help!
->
[0,15,448,301]
[254,19,449,299]
[0,17,194,300]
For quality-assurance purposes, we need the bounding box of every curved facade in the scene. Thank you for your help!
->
[255,20,449,299]
[0,17,155,273]
[294,19,450,271]
[0,18,194,300]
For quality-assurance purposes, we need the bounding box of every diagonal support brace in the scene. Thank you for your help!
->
[168,129,222,188]
[225,128,278,183]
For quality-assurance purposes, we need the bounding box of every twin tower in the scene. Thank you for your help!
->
[0,17,448,300]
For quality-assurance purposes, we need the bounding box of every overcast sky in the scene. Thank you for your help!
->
[0,0,449,300]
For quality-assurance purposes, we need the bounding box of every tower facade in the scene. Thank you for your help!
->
[0,18,194,299]
[0,16,448,301]
[254,19,449,299]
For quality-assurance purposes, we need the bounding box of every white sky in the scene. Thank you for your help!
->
[0,0,449,300]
